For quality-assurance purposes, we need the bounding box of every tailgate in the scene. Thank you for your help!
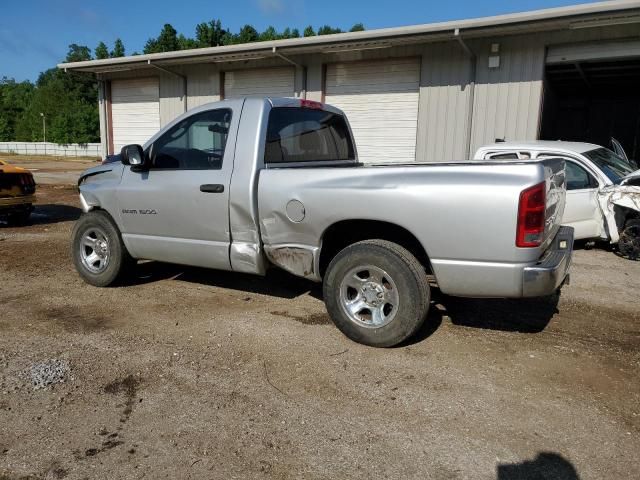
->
[539,158,567,249]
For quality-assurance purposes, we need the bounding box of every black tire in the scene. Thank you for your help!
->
[71,210,135,287]
[618,218,640,261]
[323,240,430,347]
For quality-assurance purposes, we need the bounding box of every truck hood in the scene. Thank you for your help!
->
[78,163,124,186]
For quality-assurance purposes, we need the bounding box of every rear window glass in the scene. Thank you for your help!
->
[265,107,355,164]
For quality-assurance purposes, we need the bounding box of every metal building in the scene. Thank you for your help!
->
[59,1,640,162]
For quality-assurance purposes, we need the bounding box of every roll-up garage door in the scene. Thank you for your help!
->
[325,58,420,163]
[111,78,160,152]
[224,67,295,99]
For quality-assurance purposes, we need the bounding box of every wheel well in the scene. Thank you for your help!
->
[319,220,432,277]
[614,205,640,231]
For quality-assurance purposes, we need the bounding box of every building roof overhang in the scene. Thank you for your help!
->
[57,1,640,74]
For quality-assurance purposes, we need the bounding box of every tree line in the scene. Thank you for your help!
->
[142,21,364,53]
[0,20,364,144]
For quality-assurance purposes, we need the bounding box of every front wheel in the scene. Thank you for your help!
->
[618,219,640,261]
[323,240,430,347]
[71,210,135,287]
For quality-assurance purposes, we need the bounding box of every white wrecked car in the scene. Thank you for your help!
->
[474,141,640,260]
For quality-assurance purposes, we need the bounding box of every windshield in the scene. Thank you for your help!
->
[583,148,636,184]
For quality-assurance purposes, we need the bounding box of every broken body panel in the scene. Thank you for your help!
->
[474,142,640,246]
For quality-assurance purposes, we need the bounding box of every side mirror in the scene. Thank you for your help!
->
[121,144,147,169]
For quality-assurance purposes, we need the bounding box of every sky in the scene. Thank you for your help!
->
[1,0,599,82]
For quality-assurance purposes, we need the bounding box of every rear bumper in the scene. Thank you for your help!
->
[522,226,574,297]
[0,195,36,211]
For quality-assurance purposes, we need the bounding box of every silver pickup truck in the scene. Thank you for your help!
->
[72,97,573,347]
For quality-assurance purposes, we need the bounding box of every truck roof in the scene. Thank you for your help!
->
[477,140,602,155]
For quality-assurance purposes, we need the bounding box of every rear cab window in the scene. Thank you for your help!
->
[264,107,355,165]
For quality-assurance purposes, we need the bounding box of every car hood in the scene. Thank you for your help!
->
[0,163,29,174]
[620,168,640,186]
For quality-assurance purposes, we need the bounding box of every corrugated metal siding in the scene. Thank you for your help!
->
[159,73,185,126]
[325,58,421,163]
[416,42,472,162]
[470,36,546,154]
[306,60,323,101]
[224,67,295,98]
[111,78,160,151]
[186,65,220,109]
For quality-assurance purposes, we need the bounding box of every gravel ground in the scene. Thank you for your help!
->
[0,183,639,480]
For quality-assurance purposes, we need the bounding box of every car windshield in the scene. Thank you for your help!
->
[583,148,636,184]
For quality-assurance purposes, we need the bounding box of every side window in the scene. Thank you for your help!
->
[487,152,520,160]
[265,107,355,164]
[565,161,597,190]
[150,109,232,170]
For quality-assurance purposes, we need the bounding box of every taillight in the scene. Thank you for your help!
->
[300,99,323,110]
[516,181,546,248]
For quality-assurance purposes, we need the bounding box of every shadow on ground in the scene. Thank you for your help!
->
[0,204,81,228]
[125,261,319,300]
[405,289,559,345]
[125,261,559,342]
[31,204,82,224]
[497,452,580,480]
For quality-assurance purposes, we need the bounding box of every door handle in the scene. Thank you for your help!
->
[200,184,225,193]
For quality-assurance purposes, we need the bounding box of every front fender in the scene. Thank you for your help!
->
[77,164,124,217]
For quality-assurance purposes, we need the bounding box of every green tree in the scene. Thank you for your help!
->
[178,34,198,50]
[144,24,180,53]
[195,19,226,47]
[111,38,125,57]
[65,44,92,62]
[260,26,279,41]
[290,28,300,38]
[95,42,109,59]
[236,24,259,44]
[0,77,35,141]
[350,23,365,32]
[317,25,342,35]
[11,44,100,143]
[303,25,315,37]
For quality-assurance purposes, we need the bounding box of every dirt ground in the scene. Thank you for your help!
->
[0,156,97,185]
[1,175,639,479]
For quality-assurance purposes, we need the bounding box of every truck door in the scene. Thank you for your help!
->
[117,107,237,269]
[562,160,603,240]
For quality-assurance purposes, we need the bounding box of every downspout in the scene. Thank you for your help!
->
[96,74,109,159]
[454,28,477,158]
[148,60,188,113]
[272,47,307,99]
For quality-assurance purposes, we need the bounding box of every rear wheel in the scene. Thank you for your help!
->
[71,210,135,286]
[323,240,430,347]
[618,218,640,261]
